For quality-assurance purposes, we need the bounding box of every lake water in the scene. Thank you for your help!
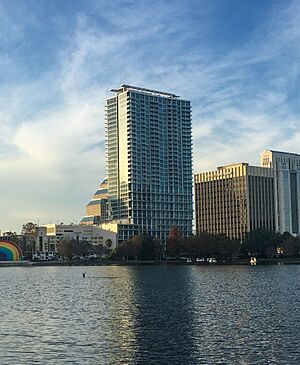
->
[0,265,300,364]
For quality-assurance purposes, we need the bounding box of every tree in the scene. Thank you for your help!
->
[21,222,38,259]
[21,222,38,238]
[115,237,142,261]
[282,236,300,257]
[192,231,214,258]
[57,238,75,259]
[103,239,113,257]
[115,242,129,260]
[139,234,155,260]
[181,235,199,259]
[167,226,182,259]
[178,232,240,262]
[94,244,105,258]
[242,229,281,258]
[115,235,163,261]
[3,231,20,244]
[128,235,142,261]
[153,238,163,261]
[212,234,240,262]
[75,240,92,257]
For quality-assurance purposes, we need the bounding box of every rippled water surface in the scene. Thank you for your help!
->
[1,265,300,364]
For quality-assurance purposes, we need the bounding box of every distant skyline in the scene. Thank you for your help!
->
[1,0,300,232]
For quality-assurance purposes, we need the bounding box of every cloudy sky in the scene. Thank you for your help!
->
[1,0,300,232]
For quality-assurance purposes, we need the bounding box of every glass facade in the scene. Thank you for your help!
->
[105,85,193,241]
[80,178,109,226]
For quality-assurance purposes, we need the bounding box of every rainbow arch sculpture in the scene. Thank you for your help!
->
[0,240,23,261]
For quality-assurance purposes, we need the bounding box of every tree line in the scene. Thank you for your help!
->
[113,234,163,261]
[114,227,240,262]
[242,228,300,258]
[56,238,112,259]
[115,227,300,262]
[3,222,300,262]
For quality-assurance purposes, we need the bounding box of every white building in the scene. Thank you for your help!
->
[34,224,117,259]
[260,150,300,235]
[100,220,139,244]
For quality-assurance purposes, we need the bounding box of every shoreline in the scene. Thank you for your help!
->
[2,258,300,267]
[28,258,300,267]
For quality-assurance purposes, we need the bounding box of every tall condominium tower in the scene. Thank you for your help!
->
[105,85,193,241]
[260,150,300,234]
[194,163,275,241]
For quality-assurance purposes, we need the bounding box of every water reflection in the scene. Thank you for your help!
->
[125,266,197,364]
[0,265,300,364]
[189,265,300,364]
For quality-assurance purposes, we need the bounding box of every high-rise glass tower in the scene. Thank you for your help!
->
[105,85,193,241]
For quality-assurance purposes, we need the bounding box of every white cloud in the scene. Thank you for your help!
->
[1,0,300,231]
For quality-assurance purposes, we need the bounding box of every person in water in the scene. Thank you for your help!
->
[82,272,86,278]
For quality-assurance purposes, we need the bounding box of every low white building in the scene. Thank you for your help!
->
[100,220,139,244]
[34,224,117,259]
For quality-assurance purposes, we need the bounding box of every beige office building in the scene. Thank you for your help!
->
[194,163,275,241]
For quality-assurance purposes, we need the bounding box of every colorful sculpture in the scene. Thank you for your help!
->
[0,240,23,261]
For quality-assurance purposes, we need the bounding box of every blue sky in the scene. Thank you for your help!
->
[1,0,300,232]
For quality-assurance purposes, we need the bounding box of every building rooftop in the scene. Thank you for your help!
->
[94,188,108,195]
[195,162,271,176]
[263,149,300,157]
[217,162,249,170]
[110,84,179,99]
